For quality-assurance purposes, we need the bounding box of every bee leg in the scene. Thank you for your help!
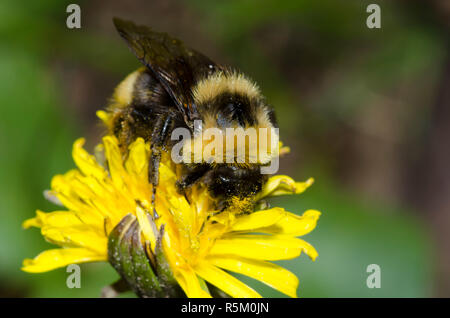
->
[176,164,209,194]
[149,153,161,218]
[148,112,176,218]
[112,107,135,155]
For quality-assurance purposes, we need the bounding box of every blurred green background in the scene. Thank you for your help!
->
[0,0,449,297]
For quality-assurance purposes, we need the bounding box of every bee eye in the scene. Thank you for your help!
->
[228,102,246,126]
[216,100,247,128]
[216,112,230,128]
[225,102,236,112]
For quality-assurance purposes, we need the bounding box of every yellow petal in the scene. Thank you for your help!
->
[125,138,149,178]
[23,216,42,229]
[211,234,309,261]
[72,138,108,180]
[36,210,83,227]
[174,265,212,298]
[103,135,127,188]
[135,205,157,249]
[50,173,106,222]
[41,225,107,254]
[258,209,321,237]
[194,261,261,298]
[22,248,105,273]
[278,141,291,156]
[158,162,178,188]
[24,213,109,258]
[255,176,314,201]
[96,110,110,125]
[23,210,103,230]
[208,255,298,298]
[298,239,319,261]
[230,208,285,232]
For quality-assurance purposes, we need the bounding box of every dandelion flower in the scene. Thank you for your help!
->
[22,136,320,298]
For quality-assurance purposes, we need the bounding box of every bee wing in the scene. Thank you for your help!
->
[113,18,221,127]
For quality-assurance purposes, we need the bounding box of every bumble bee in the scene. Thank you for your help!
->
[102,18,278,210]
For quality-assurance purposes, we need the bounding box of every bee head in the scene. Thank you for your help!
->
[192,70,277,129]
[212,93,257,128]
[181,71,279,167]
